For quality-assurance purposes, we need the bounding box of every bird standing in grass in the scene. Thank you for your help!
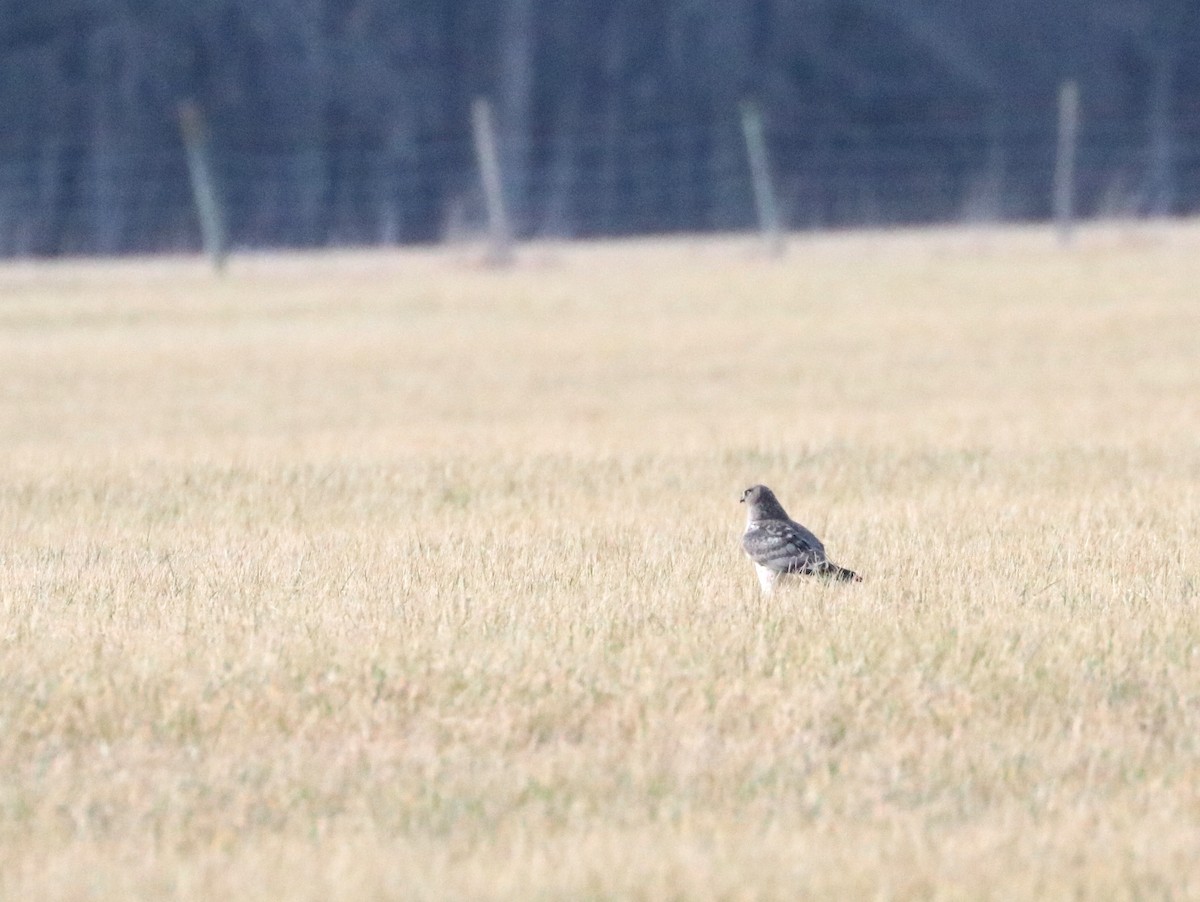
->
[740,484,862,593]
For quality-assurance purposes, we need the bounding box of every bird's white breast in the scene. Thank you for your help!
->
[754,563,780,594]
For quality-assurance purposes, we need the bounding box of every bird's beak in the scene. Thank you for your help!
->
[738,497,744,503]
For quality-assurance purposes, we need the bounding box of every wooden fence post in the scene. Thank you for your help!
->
[740,101,785,257]
[470,97,515,265]
[1054,80,1080,245]
[178,101,228,271]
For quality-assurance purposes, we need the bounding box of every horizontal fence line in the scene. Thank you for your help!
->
[3,105,1200,163]
[0,146,1188,182]
[1,98,1198,259]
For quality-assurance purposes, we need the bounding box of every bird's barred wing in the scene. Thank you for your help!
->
[742,518,827,573]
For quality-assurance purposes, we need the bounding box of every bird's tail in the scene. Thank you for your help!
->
[818,561,863,582]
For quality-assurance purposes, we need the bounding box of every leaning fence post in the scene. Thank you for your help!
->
[1054,80,1080,245]
[740,101,785,257]
[177,101,228,271]
[470,97,515,265]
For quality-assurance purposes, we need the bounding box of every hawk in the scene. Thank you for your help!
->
[740,484,862,592]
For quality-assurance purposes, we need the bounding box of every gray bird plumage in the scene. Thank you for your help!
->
[740,484,861,592]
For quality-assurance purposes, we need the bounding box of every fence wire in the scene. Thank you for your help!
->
[0,101,1198,258]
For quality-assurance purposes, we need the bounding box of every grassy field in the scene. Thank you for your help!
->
[2,223,1199,899]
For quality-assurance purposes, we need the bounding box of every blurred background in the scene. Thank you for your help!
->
[0,0,1195,258]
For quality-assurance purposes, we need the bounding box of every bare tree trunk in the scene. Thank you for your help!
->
[497,0,534,236]
[1146,48,1176,216]
[88,24,131,255]
[599,4,627,234]
[705,0,753,229]
[542,4,585,238]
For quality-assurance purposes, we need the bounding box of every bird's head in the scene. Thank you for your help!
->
[740,484,788,519]
[740,484,772,505]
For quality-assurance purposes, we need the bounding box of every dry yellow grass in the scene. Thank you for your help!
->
[2,223,1199,900]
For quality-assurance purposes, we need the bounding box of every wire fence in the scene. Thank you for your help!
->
[1,94,1199,259]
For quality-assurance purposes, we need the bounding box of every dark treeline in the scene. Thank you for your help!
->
[0,0,1197,256]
